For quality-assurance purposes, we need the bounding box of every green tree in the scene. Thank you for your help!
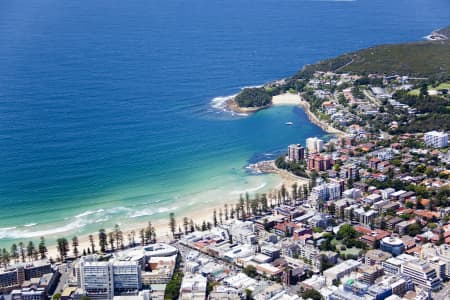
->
[18,242,25,262]
[0,248,10,267]
[108,232,115,251]
[300,288,323,300]
[98,229,108,252]
[292,183,298,202]
[235,87,272,108]
[183,217,189,235]
[26,241,35,261]
[164,255,183,300]
[336,224,358,240]
[10,244,18,263]
[420,83,428,96]
[189,219,195,233]
[245,288,254,300]
[88,234,95,254]
[145,222,153,244]
[169,213,176,237]
[243,265,258,278]
[219,208,223,224]
[224,204,229,220]
[407,223,422,237]
[56,238,69,261]
[72,236,79,257]
[114,224,124,249]
[213,209,218,227]
[38,237,47,259]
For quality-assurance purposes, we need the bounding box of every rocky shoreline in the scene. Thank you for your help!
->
[225,98,271,114]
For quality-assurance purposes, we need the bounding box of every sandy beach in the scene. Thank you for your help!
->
[45,170,308,260]
[271,93,302,106]
[273,93,345,137]
[44,93,334,260]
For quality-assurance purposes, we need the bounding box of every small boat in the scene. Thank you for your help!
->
[285,121,293,126]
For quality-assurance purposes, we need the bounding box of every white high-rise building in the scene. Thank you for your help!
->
[424,131,448,148]
[79,257,142,300]
[310,182,341,205]
[401,260,442,292]
[80,259,113,300]
[112,261,142,295]
[327,182,341,201]
[306,137,324,153]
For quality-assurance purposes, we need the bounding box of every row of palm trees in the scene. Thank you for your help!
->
[0,182,313,265]
[166,182,313,237]
[0,222,155,264]
[0,237,48,267]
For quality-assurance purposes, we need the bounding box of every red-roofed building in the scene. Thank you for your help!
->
[274,222,297,237]
[354,225,372,235]
[414,210,439,221]
[359,229,391,248]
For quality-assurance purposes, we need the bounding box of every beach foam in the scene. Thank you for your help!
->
[0,207,131,239]
[230,182,267,195]
[0,218,90,239]
[210,95,236,111]
[129,208,155,218]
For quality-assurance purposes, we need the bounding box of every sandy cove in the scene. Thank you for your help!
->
[274,93,345,137]
[225,92,300,114]
[228,92,345,137]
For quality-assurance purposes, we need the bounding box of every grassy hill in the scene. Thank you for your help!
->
[294,40,450,79]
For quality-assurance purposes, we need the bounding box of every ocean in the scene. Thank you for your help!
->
[0,0,449,246]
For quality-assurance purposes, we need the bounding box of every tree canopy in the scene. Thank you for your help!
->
[235,88,272,108]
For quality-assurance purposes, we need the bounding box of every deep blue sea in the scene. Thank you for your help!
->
[0,0,449,246]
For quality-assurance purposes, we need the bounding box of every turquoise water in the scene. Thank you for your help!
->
[0,0,449,246]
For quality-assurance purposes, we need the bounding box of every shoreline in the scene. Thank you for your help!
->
[225,98,271,114]
[297,95,346,137]
[3,93,340,260]
[248,159,310,183]
[227,92,346,137]
[42,169,308,260]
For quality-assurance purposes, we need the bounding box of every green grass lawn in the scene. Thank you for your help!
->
[409,82,450,95]
[436,82,450,89]
[331,238,363,256]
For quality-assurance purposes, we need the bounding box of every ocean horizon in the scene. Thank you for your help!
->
[0,0,449,247]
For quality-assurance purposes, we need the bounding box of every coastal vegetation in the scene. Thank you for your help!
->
[234,87,272,108]
[164,254,183,300]
[294,40,450,79]
[275,156,309,178]
[0,183,313,265]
